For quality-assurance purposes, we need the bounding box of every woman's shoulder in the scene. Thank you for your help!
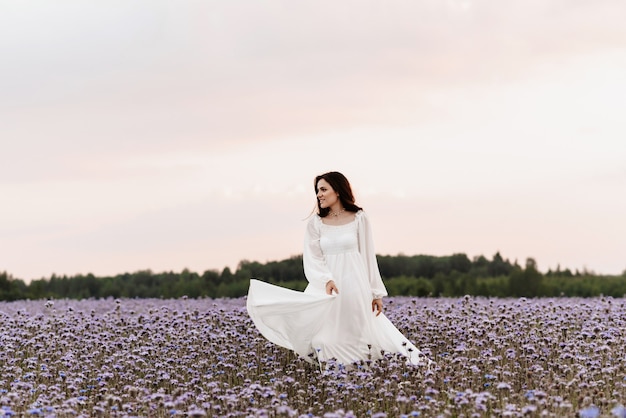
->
[306,213,322,227]
[351,209,366,225]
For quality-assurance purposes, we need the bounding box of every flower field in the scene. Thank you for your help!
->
[2,296,626,417]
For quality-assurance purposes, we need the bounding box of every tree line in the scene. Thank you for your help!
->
[1,252,625,301]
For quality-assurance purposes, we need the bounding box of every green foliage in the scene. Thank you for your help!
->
[508,258,543,297]
[1,253,624,301]
[386,276,433,297]
[0,271,27,301]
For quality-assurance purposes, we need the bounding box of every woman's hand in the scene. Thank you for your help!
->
[372,298,383,316]
[325,280,339,295]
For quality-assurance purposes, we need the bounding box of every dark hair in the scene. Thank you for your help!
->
[314,171,362,217]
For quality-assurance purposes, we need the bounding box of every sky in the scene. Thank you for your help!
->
[1,0,625,282]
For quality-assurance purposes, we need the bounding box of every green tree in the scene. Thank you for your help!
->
[488,252,512,276]
[508,258,543,297]
[449,253,472,273]
[0,271,23,301]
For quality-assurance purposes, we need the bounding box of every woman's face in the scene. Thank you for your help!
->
[316,179,339,209]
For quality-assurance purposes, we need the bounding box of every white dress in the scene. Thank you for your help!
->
[247,210,428,366]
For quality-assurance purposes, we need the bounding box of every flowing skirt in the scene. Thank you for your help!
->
[247,279,429,366]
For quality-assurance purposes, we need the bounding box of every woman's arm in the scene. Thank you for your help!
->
[303,216,335,292]
[357,211,388,300]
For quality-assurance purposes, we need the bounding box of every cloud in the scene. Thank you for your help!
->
[3,0,625,154]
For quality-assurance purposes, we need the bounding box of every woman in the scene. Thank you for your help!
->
[247,171,429,367]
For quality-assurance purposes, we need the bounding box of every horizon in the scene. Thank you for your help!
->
[4,249,621,283]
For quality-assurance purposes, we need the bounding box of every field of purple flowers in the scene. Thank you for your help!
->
[2,296,626,417]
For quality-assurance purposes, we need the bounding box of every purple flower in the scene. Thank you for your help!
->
[612,405,626,418]
[580,406,600,418]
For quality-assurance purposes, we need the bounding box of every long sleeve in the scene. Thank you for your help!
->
[356,211,388,299]
[303,216,333,290]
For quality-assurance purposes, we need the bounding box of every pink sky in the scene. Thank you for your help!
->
[1,0,625,281]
